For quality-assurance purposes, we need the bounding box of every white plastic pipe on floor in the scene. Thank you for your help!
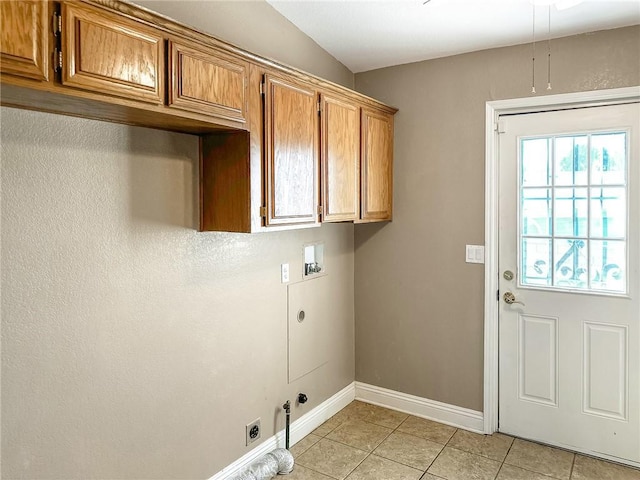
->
[228,448,294,480]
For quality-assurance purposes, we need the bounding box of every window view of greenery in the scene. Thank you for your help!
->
[520,132,627,293]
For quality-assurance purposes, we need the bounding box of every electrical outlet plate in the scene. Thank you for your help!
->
[246,419,261,445]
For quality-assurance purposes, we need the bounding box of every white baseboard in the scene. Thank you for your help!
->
[355,382,484,434]
[209,382,355,480]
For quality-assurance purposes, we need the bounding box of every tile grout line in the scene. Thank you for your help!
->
[303,405,398,479]
[398,412,444,478]
[313,417,400,479]
[346,414,398,480]
[500,462,565,480]
[498,436,517,479]
[309,402,640,480]
[393,417,432,479]
[311,403,556,480]
[569,453,577,480]
[500,439,576,480]
[419,427,459,478]
[368,412,417,478]
[381,410,435,479]
[335,412,458,476]
[352,411,503,478]
[342,451,369,480]
[499,440,556,479]
[322,405,493,479]
[295,457,339,480]
[493,434,514,480]
[394,415,430,479]
[321,433,387,455]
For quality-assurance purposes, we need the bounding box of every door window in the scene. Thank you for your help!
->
[519,131,628,294]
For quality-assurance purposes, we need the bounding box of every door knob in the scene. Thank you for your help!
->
[503,291,525,306]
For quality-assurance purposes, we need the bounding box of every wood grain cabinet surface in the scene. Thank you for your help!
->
[0,0,397,232]
[360,107,394,222]
[0,0,49,82]
[61,2,164,104]
[168,40,248,124]
[321,94,360,222]
[200,131,252,233]
[263,74,320,227]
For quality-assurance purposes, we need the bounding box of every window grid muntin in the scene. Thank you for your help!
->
[518,130,629,295]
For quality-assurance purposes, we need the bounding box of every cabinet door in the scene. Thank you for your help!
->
[361,108,393,222]
[61,2,164,104]
[168,40,248,124]
[321,94,360,222]
[263,74,319,226]
[0,0,48,81]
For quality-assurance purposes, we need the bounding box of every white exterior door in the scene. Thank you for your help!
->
[498,103,640,465]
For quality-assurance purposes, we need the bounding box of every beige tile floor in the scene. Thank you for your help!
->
[288,401,640,480]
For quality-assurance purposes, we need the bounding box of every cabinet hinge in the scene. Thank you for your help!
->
[52,12,62,36]
[259,206,267,217]
[53,48,63,73]
[497,289,500,301]
[317,205,323,215]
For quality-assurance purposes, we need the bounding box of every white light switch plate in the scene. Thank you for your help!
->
[466,245,485,264]
[281,263,290,283]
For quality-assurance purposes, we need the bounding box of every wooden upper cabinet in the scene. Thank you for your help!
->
[0,0,49,82]
[263,74,319,227]
[61,2,164,104]
[321,94,360,222]
[168,40,248,124]
[0,0,396,231]
[361,107,393,222]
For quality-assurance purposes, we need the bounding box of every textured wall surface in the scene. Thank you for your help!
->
[354,25,640,411]
[0,1,355,478]
[3,1,638,477]
[0,110,355,480]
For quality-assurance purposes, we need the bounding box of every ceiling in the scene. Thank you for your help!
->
[265,0,640,73]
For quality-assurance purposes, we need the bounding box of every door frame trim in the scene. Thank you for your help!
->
[483,86,640,435]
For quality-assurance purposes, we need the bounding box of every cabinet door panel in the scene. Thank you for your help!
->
[62,2,164,104]
[361,108,393,221]
[0,0,48,81]
[264,75,319,226]
[168,41,248,123]
[321,94,359,222]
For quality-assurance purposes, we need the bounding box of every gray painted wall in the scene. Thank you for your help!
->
[1,1,354,478]
[354,25,640,412]
[2,0,639,476]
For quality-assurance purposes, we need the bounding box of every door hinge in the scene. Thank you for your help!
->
[52,12,62,36]
[317,100,322,115]
[317,205,323,215]
[495,119,506,134]
[497,289,500,301]
[259,206,267,217]
[53,48,63,73]
[259,82,265,97]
